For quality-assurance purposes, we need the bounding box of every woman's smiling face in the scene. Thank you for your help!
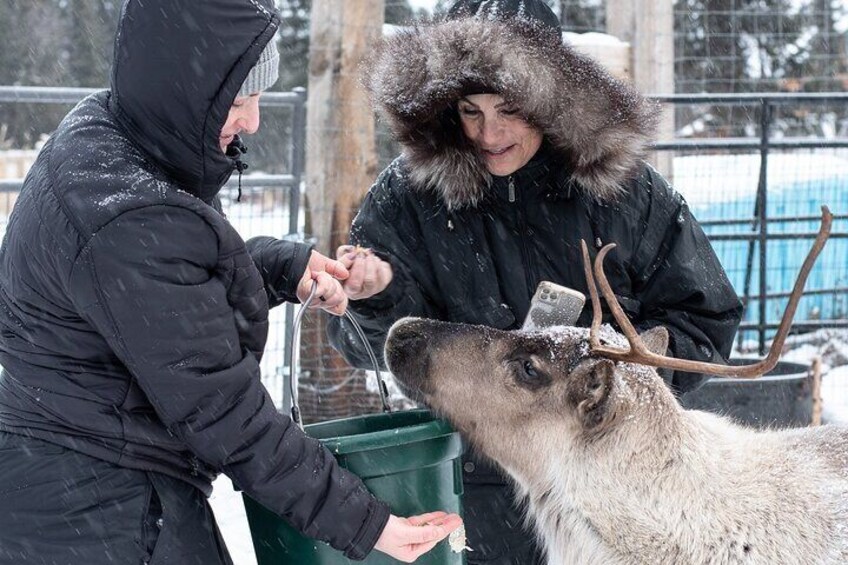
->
[458,93,544,177]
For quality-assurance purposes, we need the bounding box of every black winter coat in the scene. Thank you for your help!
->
[329,150,743,395]
[0,0,387,559]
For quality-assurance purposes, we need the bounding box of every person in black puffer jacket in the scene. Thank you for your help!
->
[328,1,743,563]
[0,1,461,563]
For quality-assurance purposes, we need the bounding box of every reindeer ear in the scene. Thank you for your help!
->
[639,326,669,356]
[570,359,616,431]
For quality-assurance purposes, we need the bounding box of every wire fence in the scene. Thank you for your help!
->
[556,0,847,95]
[651,93,848,355]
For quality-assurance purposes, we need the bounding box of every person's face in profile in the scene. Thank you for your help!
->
[457,93,543,177]
[220,93,261,153]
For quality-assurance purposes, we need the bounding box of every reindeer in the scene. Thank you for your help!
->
[385,208,848,564]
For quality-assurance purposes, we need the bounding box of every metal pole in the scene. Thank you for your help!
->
[289,87,307,235]
[281,87,308,416]
[739,185,761,352]
[756,100,772,355]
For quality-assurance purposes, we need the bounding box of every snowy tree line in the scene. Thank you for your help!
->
[0,0,121,148]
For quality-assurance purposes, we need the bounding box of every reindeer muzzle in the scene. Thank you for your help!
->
[385,317,439,399]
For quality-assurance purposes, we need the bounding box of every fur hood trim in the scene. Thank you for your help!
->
[364,17,660,209]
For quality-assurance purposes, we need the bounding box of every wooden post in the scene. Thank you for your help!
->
[305,0,383,253]
[299,0,385,423]
[811,356,823,426]
[606,0,674,182]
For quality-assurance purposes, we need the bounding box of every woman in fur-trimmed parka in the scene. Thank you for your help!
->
[328,1,743,563]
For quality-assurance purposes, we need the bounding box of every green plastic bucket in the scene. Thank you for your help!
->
[242,286,464,563]
[241,408,465,564]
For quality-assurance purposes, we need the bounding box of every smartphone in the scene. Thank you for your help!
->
[522,281,586,331]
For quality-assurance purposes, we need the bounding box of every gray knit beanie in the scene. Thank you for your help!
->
[238,39,280,97]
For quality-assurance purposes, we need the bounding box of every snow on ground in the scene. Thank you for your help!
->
[211,476,258,565]
[821,365,848,425]
[779,328,848,425]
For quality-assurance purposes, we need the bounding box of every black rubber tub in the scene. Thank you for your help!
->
[681,359,812,428]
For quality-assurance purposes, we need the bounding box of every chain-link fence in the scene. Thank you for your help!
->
[556,0,847,92]
[652,93,848,355]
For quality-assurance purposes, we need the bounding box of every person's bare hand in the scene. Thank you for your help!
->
[336,245,393,300]
[373,512,463,563]
[296,250,350,316]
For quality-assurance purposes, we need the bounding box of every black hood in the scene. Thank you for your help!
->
[109,0,280,202]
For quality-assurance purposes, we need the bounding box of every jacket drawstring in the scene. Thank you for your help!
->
[225,134,249,202]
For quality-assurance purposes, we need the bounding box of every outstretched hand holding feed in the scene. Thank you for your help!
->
[375,512,464,563]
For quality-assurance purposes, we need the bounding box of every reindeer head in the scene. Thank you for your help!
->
[385,318,678,478]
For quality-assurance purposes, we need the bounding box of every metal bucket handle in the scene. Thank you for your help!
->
[288,280,391,429]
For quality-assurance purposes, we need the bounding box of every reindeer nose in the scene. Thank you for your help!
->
[385,318,432,394]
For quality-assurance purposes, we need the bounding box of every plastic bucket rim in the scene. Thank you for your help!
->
[302,409,458,455]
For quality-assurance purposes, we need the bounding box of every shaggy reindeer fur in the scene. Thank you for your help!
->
[385,318,848,564]
[363,16,660,209]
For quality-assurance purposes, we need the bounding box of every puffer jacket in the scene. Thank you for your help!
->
[0,0,388,559]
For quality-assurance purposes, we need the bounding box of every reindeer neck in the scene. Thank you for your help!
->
[519,383,689,562]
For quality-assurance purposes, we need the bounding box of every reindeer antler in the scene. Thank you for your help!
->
[581,206,833,378]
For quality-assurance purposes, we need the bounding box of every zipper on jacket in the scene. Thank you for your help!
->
[509,176,539,298]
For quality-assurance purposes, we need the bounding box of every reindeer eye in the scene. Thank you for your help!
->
[512,359,549,389]
[507,353,551,389]
[522,360,539,380]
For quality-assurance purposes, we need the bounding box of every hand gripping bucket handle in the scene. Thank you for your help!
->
[288,280,391,429]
